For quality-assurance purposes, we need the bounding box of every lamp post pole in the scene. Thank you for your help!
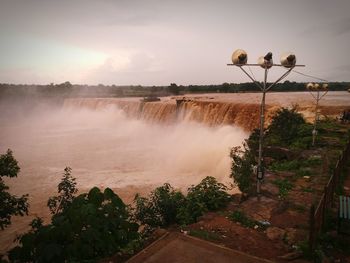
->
[228,50,304,198]
[306,83,328,146]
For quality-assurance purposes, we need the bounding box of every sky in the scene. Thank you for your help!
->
[0,0,350,85]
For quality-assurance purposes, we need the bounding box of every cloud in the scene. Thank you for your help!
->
[83,51,165,85]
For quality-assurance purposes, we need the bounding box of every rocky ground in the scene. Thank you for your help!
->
[184,121,350,262]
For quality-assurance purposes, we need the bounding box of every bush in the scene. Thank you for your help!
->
[133,177,231,227]
[133,183,185,228]
[0,149,29,230]
[9,172,139,262]
[266,107,308,146]
[230,143,256,195]
[177,177,231,224]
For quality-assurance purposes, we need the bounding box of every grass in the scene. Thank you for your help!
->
[270,160,300,171]
[300,186,315,193]
[227,210,269,230]
[228,210,256,228]
[272,179,294,199]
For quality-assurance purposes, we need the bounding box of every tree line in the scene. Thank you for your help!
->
[1,81,349,99]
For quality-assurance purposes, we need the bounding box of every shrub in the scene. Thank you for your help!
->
[0,149,29,230]
[9,172,139,262]
[177,177,230,224]
[133,183,185,228]
[266,107,308,146]
[134,177,230,227]
[230,143,256,195]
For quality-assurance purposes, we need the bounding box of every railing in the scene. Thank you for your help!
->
[309,135,350,251]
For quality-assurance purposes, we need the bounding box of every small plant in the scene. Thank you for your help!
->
[300,186,314,193]
[272,179,293,199]
[228,210,256,228]
[304,156,322,166]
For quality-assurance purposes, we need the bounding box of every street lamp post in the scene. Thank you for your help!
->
[228,50,305,198]
[306,83,328,146]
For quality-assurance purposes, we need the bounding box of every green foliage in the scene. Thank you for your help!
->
[266,107,309,146]
[134,177,230,227]
[47,167,77,215]
[270,158,313,178]
[228,210,256,228]
[168,83,180,95]
[272,179,293,199]
[0,149,29,230]
[0,149,20,178]
[230,143,256,195]
[270,160,301,171]
[9,186,139,263]
[177,177,230,225]
[133,183,185,228]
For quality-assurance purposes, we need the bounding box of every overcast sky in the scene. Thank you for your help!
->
[0,0,350,85]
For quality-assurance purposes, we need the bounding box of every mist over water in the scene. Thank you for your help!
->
[0,102,247,251]
[1,103,247,202]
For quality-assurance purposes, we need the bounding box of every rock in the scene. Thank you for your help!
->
[240,197,278,222]
[266,227,286,241]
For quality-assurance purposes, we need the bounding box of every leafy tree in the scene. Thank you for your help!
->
[0,149,29,230]
[230,143,256,195]
[133,183,185,228]
[177,176,231,224]
[168,83,180,95]
[134,177,231,227]
[9,186,139,262]
[266,107,306,145]
[47,167,77,215]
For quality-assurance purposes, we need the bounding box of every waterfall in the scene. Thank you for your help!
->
[63,98,277,131]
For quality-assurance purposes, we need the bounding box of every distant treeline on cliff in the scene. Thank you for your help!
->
[1,81,349,99]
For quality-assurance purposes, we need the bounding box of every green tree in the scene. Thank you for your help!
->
[168,83,180,95]
[0,149,29,230]
[177,176,231,224]
[266,107,306,145]
[47,167,77,215]
[133,183,185,228]
[9,183,139,262]
[230,143,256,195]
